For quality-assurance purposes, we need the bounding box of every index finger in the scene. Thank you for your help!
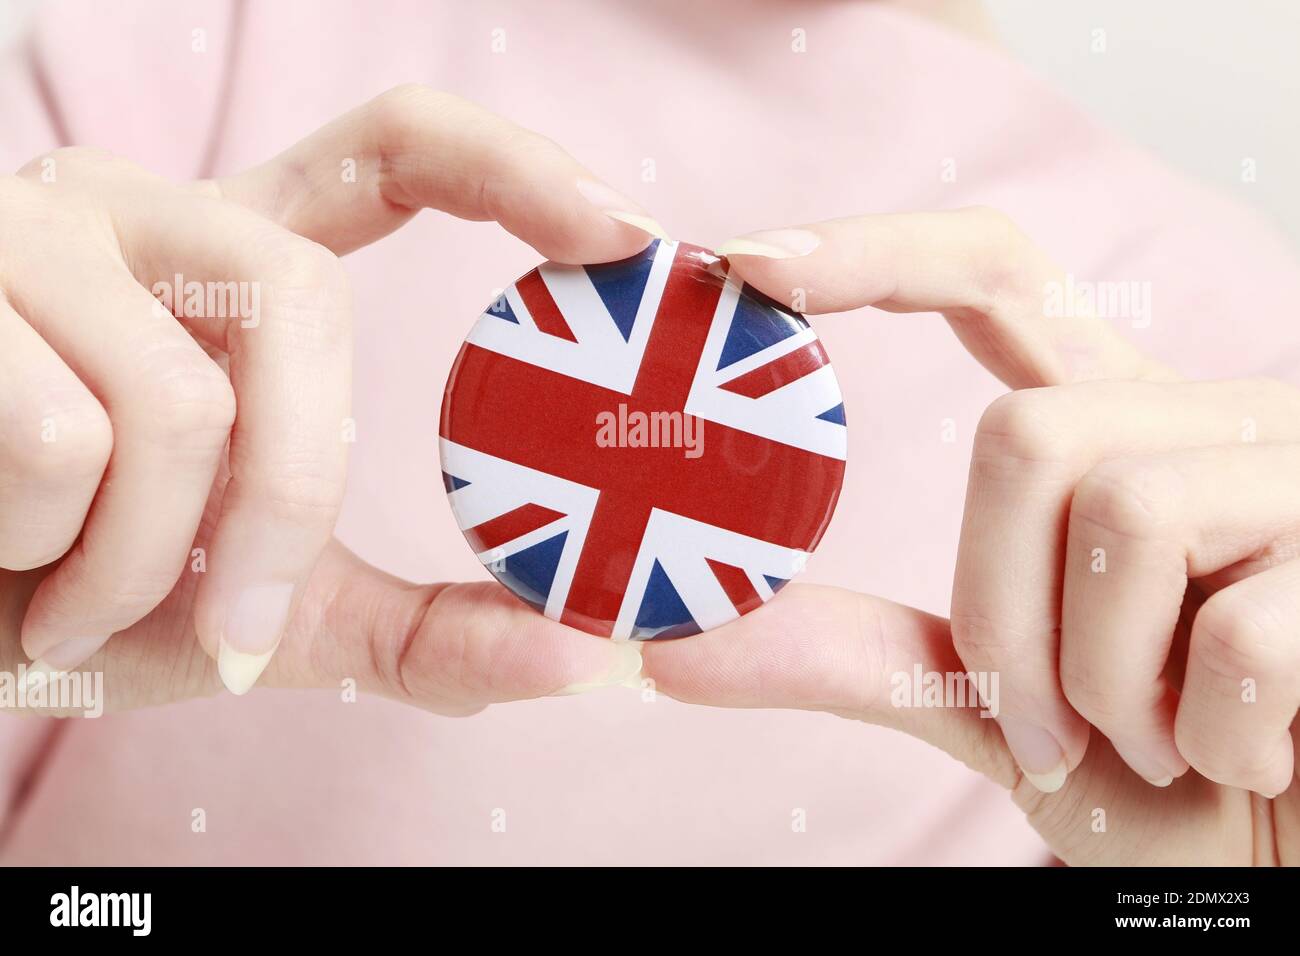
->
[206,84,667,262]
[717,207,1177,389]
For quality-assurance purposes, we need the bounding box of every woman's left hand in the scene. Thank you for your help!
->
[641,208,1300,865]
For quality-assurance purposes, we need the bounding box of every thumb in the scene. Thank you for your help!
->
[274,540,644,713]
[640,584,1019,788]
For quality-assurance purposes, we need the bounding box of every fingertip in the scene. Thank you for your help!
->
[712,229,844,316]
[523,177,663,265]
[494,608,645,698]
[552,640,643,696]
[389,581,646,705]
[1022,765,1069,795]
[1110,736,1189,789]
[217,639,276,696]
[717,228,821,261]
[513,211,657,267]
[192,558,299,696]
[602,211,670,243]
[19,611,111,673]
[1253,733,1295,800]
[997,713,1073,794]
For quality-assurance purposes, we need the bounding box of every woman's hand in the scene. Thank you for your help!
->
[1,85,656,708]
[642,208,1299,864]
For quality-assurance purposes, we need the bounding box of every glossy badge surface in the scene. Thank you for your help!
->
[439,240,846,640]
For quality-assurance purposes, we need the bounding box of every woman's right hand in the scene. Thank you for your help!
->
[1,86,656,710]
[645,208,1299,865]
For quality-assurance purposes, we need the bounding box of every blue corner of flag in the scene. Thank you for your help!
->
[442,472,471,492]
[633,559,701,640]
[816,403,846,425]
[583,240,659,343]
[486,295,519,324]
[493,531,568,611]
[763,574,789,594]
[717,287,805,370]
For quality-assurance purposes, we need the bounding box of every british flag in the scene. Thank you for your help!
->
[440,240,846,640]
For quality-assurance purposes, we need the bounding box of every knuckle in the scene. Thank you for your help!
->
[261,231,348,291]
[3,390,113,483]
[0,182,108,251]
[413,585,487,694]
[254,232,352,349]
[137,360,237,445]
[1070,461,1180,542]
[962,204,1023,245]
[17,146,131,181]
[483,120,551,166]
[847,593,891,710]
[473,130,550,224]
[378,82,445,111]
[373,582,437,700]
[948,610,997,661]
[252,469,346,529]
[1060,665,1121,725]
[961,202,1019,234]
[365,85,551,228]
[957,205,1031,305]
[53,561,180,631]
[949,609,1028,664]
[371,84,465,142]
[973,389,1075,473]
[1192,592,1294,684]
[395,582,545,705]
[0,495,84,569]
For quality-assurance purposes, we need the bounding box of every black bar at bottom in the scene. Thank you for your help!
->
[0,865,1288,941]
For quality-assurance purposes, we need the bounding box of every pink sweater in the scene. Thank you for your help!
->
[2,0,1298,865]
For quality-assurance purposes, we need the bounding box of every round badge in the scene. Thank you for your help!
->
[439,240,846,640]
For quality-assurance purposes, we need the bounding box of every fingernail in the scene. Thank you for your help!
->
[22,659,59,693]
[1111,740,1180,788]
[716,229,821,260]
[574,179,670,241]
[1000,713,1069,793]
[604,211,671,241]
[219,582,294,695]
[30,635,107,672]
[554,642,643,696]
[218,640,277,696]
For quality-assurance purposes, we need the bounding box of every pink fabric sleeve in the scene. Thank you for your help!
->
[2,0,233,178]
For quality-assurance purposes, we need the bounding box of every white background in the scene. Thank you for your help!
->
[986,0,1300,245]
